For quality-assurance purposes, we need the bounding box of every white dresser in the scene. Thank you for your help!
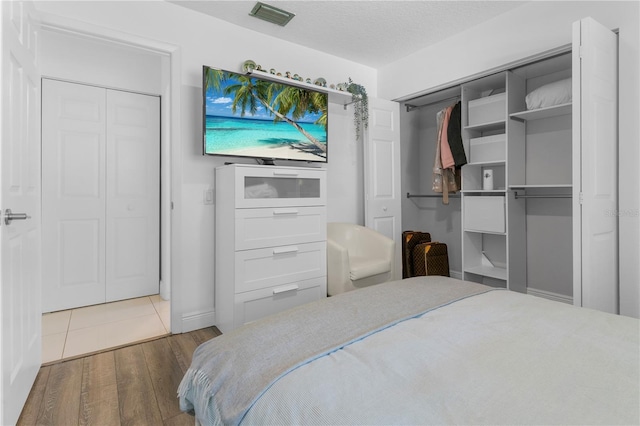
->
[215,164,327,333]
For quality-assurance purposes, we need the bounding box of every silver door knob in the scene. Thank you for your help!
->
[4,209,31,226]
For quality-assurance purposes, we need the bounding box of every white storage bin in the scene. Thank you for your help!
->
[468,93,506,126]
[469,134,506,164]
[464,196,505,233]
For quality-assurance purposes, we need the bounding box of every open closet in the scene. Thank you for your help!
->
[400,17,618,313]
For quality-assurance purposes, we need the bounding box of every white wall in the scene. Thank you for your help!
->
[40,30,163,94]
[34,0,376,331]
[326,103,365,224]
[381,1,640,318]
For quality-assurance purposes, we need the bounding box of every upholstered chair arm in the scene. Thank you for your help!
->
[327,238,351,296]
[343,229,394,281]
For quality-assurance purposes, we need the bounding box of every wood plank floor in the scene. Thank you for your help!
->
[17,326,221,426]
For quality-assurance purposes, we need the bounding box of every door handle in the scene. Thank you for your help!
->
[4,209,31,226]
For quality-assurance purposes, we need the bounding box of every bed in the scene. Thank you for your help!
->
[178,276,640,425]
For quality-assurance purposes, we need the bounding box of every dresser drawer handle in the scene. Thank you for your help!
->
[273,246,299,255]
[273,284,299,294]
[273,208,299,215]
[273,171,299,177]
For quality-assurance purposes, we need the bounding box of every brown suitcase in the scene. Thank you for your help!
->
[402,231,431,278]
[412,241,450,277]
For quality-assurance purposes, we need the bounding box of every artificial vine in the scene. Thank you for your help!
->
[345,78,369,140]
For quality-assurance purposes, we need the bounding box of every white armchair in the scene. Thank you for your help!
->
[327,222,396,296]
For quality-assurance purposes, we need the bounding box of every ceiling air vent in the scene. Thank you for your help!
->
[249,2,295,27]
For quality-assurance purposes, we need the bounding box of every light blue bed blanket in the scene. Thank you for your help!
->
[242,289,640,425]
[177,276,493,425]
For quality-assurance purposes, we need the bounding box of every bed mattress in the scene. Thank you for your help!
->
[179,276,640,425]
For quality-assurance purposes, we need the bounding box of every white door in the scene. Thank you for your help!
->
[364,97,402,279]
[0,1,42,424]
[105,89,160,302]
[42,80,107,312]
[42,80,160,312]
[572,17,618,313]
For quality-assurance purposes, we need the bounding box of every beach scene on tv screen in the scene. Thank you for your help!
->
[204,68,328,162]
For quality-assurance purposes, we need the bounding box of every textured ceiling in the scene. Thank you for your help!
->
[169,1,528,68]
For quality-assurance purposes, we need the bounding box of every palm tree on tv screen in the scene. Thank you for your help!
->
[205,68,327,153]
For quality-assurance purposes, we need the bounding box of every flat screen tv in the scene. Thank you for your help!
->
[203,65,328,163]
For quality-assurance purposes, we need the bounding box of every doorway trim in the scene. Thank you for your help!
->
[38,12,184,333]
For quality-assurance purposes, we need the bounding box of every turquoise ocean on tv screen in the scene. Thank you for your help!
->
[205,115,327,154]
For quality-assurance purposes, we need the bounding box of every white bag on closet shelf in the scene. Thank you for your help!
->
[525,78,572,110]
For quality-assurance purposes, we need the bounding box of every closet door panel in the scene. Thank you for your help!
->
[42,79,107,312]
[105,89,160,302]
[572,17,618,313]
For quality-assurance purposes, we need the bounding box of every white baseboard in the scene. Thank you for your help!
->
[527,287,573,305]
[450,270,462,280]
[181,309,216,333]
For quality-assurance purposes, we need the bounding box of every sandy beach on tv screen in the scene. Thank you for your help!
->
[218,144,326,162]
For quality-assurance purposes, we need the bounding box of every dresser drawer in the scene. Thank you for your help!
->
[235,206,326,250]
[234,166,326,208]
[233,277,326,328]
[235,241,326,293]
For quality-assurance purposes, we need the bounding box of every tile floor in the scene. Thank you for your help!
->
[42,295,170,364]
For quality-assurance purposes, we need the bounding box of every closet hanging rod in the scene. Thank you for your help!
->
[407,193,460,199]
[513,192,572,199]
[405,95,460,112]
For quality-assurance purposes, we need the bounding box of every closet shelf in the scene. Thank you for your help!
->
[464,120,506,133]
[465,160,506,167]
[513,192,572,200]
[463,229,507,236]
[464,265,507,281]
[509,103,572,121]
[509,184,572,189]
[461,189,507,194]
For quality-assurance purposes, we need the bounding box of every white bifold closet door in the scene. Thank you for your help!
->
[42,79,160,313]
[572,18,618,314]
